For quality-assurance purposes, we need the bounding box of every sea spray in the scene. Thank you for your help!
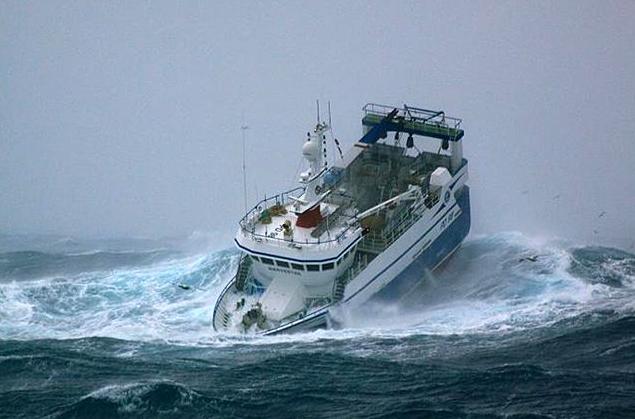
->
[1,233,634,418]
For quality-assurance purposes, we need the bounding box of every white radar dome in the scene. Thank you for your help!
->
[302,139,320,161]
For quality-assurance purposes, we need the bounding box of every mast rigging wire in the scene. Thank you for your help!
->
[241,119,249,213]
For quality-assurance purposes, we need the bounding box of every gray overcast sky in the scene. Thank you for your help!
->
[1,1,634,247]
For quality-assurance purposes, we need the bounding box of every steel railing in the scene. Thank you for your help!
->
[212,275,237,331]
[238,187,361,246]
[363,103,462,130]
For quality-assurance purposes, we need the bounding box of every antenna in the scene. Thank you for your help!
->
[326,100,343,160]
[316,99,320,124]
[240,117,249,213]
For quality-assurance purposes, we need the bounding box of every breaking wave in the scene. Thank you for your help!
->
[0,232,633,345]
[1,232,635,418]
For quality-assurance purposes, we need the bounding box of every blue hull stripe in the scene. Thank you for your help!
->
[344,186,470,304]
[375,188,470,301]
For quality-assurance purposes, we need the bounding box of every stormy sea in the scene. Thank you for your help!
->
[1,232,634,419]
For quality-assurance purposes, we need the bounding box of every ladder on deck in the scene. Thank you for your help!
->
[332,253,371,302]
[333,274,348,302]
[235,254,253,291]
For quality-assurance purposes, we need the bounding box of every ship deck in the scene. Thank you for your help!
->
[242,200,355,247]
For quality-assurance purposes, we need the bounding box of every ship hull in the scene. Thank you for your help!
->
[372,185,471,301]
[260,186,471,335]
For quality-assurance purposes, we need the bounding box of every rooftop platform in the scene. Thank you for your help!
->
[361,103,464,143]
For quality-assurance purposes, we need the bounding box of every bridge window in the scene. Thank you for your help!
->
[322,262,334,271]
[276,260,290,268]
[250,255,259,262]
[261,257,274,265]
[291,263,304,271]
[306,264,320,272]
[337,252,349,266]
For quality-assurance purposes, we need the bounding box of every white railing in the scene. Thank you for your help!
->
[212,276,236,331]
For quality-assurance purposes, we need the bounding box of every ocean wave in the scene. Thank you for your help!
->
[1,311,633,419]
[330,232,635,337]
[0,233,633,347]
[0,249,178,281]
[0,250,237,342]
[52,381,209,418]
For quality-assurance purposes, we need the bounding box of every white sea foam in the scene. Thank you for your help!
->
[0,232,633,347]
[0,251,236,343]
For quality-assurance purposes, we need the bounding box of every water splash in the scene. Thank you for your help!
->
[0,250,237,342]
[0,232,633,346]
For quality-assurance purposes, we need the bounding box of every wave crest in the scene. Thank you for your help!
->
[57,381,206,418]
[0,232,633,345]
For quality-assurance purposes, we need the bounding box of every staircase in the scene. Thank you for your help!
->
[332,253,371,302]
[332,274,348,302]
[235,254,253,291]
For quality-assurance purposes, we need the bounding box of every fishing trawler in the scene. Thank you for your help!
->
[213,103,470,334]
